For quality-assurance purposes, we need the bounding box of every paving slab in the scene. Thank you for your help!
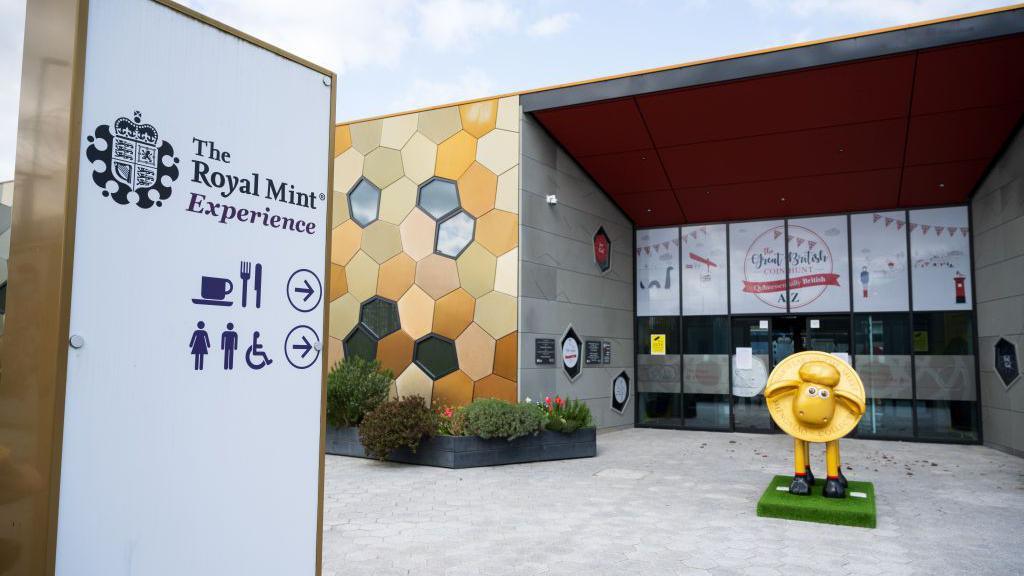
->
[322,428,1024,575]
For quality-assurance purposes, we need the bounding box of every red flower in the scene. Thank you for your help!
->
[556,396,564,407]
[544,396,552,405]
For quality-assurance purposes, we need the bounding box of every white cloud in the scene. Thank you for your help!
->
[416,0,519,51]
[527,12,577,37]
[184,0,413,75]
[390,68,497,111]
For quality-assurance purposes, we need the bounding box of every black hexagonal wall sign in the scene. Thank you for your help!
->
[611,371,630,414]
[593,226,611,273]
[561,325,582,382]
[995,337,1020,388]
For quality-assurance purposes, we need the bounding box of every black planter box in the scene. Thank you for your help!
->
[326,425,597,468]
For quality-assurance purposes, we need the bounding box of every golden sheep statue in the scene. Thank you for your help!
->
[765,351,866,498]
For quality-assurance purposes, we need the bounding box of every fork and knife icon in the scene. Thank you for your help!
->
[191,260,262,308]
[240,261,262,308]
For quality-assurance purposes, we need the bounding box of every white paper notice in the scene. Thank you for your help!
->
[736,347,753,370]
[759,320,768,329]
[833,352,851,365]
[810,319,821,329]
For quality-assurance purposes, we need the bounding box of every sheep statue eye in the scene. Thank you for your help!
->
[819,389,830,399]
[806,387,818,396]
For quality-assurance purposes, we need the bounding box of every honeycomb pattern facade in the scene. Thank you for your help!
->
[330,97,520,406]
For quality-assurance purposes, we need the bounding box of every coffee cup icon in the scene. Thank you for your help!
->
[193,276,234,306]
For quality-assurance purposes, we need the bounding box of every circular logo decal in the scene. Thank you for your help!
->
[742,225,837,310]
[613,375,628,403]
[562,338,579,369]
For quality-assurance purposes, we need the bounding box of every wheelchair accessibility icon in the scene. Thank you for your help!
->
[245,331,273,370]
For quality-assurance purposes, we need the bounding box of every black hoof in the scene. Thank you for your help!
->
[789,475,811,496]
[805,467,815,486]
[823,478,846,499]
[838,468,848,489]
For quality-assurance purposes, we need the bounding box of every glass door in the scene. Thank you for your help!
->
[731,317,772,432]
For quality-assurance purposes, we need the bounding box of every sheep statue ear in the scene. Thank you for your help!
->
[834,388,866,416]
[765,379,800,399]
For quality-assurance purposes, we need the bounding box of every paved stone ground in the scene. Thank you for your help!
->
[322,428,1024,576]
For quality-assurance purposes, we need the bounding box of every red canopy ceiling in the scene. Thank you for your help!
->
[533,34,1024,227]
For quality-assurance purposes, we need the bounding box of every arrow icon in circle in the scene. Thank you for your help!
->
[294,279,314,302]
[292,335,313,358]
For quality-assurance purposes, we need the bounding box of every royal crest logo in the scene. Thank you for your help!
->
[86,111,179,208]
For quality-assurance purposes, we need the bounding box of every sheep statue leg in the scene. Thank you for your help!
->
[803,440,814,486]
[789,438,812,495]
[836,441,848,489]
[823,440,846,498]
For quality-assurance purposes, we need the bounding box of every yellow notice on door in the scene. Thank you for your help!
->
[651,334,666,355]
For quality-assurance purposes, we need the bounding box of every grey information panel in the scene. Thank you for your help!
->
[585,341,603,365]
[535,338,556,365]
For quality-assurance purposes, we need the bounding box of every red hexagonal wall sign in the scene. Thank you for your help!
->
[593,226,611,273]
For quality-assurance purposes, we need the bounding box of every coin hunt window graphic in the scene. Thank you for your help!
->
[86,111,180,208]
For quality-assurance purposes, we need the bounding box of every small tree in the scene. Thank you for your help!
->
[358,396,436,460]
[325,357,393,428]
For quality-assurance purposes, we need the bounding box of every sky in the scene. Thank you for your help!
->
[0,0,1019,181]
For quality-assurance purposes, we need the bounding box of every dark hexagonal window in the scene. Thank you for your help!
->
[413,334,459,379]
[360,297,400,339]
[343,326,377,361]
[417,177,460,220]
[348,178,380,227]
[435,210,475,258]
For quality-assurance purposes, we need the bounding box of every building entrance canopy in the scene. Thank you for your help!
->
[523,7,1024,227]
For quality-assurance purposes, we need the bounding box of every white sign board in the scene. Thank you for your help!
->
[59,1,331,574]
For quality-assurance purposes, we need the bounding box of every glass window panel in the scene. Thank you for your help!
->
[360,297,400,339]
[851,211,909,312]
[787,215,849,313]
[435,211,474,257]
[854,313,913,438]
[418,178,460,220]
[731,317,772,432]
[681,224,727,316]
[682,316,730,429]
[910,206,972,311]
[913,311,978,440]
[636,228,680,316]
[414,335,459,379]
[348,179,380,227]
[344,327,377,361]
[0,180,10,334]
[637,317,680,426]
[804,315,850,354]
[729,220,786,313]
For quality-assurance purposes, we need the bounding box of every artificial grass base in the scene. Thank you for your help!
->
[756,475,876,529]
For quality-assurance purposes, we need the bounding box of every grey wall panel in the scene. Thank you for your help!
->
[518,113,635,428]
[972,125,1024,457]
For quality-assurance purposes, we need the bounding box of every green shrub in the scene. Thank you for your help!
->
[326,357,393,428]
[358,396,436,460]
[461,398,545,441]
[544,397,593,434]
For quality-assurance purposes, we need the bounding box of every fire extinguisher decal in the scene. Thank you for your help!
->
[954,271,966,304]
[860,266,869,299]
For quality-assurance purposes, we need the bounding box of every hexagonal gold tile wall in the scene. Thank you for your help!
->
[376,253,416,301]
[330,98,521,407]
[377,330,414,377]
[432,370,474,407]
[395,364,434,406]
[456,323,495,381]
[432,288,475,339]
[415,254,459,300]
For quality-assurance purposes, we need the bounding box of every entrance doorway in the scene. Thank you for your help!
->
[730,315,852,434]
[771,315,851,368]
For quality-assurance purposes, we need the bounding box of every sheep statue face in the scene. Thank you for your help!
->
[765,351,866,443]
[790,361,840,427]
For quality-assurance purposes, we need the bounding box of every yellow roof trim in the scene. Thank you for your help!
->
[337,2,1024,126]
